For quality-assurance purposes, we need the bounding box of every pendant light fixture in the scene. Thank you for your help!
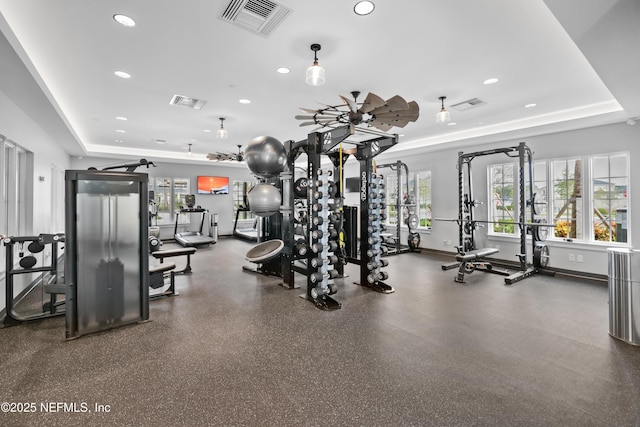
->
[436,96,451,123]
[306,43,325,86]
[187,143,193,158]
[217,117,228,139]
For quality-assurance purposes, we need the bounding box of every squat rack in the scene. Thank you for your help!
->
[451,141,553,284]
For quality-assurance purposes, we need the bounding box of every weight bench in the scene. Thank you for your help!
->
[454,247,503,283]
[149,262,177,299]
[151,247,196,274]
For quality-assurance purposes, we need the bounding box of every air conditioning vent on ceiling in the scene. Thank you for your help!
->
[219,0,292,37]
[450,98,486,111]
[169,94,207,110]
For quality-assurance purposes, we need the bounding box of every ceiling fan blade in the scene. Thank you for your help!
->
[339,95,358,113]
[374,102,419,122]
[369,95,410,115]
[300,107,319,113]
[295,115,340,121]
[368,120,394,132]
[359,92,386,113]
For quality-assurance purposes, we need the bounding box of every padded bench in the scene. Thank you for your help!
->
[454,248,499,283]
[151,247,196,274]
[149,262,177,299]
[455,247,499,263]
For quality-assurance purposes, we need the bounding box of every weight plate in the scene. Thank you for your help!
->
[293,177,308,198]
[533,244,550,269]
[533,218,549,242]
[532,192,546,216]
[408,232,420,251]
[406,214,419,231]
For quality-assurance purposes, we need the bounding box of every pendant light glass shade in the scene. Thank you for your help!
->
[436,96,451,123]
[306,44,325,86]
[187,143,193,158]
[217,117,228,139]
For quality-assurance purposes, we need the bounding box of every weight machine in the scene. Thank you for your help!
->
[2,233,66,327]
[439,142,554,284]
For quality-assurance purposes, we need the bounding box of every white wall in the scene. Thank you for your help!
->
[69,156,257,239]
[1,89,71,312]
[0,90,70,233]
[372,121,640,276]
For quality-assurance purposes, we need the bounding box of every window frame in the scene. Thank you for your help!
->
[487,162,517,236]
[149,177,191,226]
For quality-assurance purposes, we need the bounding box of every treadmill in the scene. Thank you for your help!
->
[233,205,258,242]
[174,194,215,247]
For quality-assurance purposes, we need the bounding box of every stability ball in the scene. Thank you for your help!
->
[244,136,287,179]
[247,183,281,217]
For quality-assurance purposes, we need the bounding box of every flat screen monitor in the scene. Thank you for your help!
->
[197,176,229,194]
[345,177,360,193]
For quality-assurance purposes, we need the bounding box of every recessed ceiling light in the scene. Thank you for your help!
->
[115,139,124,143]
[239,99,251,104]
[114,71,131,79]
[277,67,291,74]
[483,78,499,85]
[447,122,457,126]
[354,1,375,15]
[190,139,198,142]
[116,129,126,133]
[204,129,212,133]
[113,14,136,27]
[524,103,537,108]
[115,116,127,121]
[155,140,165,145]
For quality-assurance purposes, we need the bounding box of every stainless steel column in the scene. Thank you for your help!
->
[608,248,640,345]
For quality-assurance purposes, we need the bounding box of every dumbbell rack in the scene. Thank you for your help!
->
[284,127,351,310]
[362,173,391,288]
[304,167,341,308]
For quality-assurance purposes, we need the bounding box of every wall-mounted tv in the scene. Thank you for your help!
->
[197,176,229,194]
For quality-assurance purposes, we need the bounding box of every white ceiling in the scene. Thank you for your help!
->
[0,0,638,165]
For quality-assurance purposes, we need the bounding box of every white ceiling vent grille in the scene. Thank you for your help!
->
[450,98,487,111]
[219,0,292,37]
[169,94,207,110]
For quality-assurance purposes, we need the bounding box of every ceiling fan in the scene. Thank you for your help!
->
[207,144,244,162]
[295,91,419,133]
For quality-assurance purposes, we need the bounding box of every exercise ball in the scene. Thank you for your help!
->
[247,183,281,217]
[244,136,287,179]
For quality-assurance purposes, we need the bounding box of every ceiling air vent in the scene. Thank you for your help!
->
[219,0,292,37]
[450,98,486,111]
[169,94,207,110]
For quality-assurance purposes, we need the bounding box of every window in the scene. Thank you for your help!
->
[488,163,516,235]
[385,173,399,227]
[1,137,31,237]
[50,164,65,232]
[551,158,583,240]
[415,171,432,229]
[384,170,431,230]
[233,181,255,221]
[591,153,628,243]
[150,177,191,226]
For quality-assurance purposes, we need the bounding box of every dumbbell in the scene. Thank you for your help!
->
[310,269,339,283]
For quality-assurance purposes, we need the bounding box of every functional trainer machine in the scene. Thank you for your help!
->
[439,142,554,284]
